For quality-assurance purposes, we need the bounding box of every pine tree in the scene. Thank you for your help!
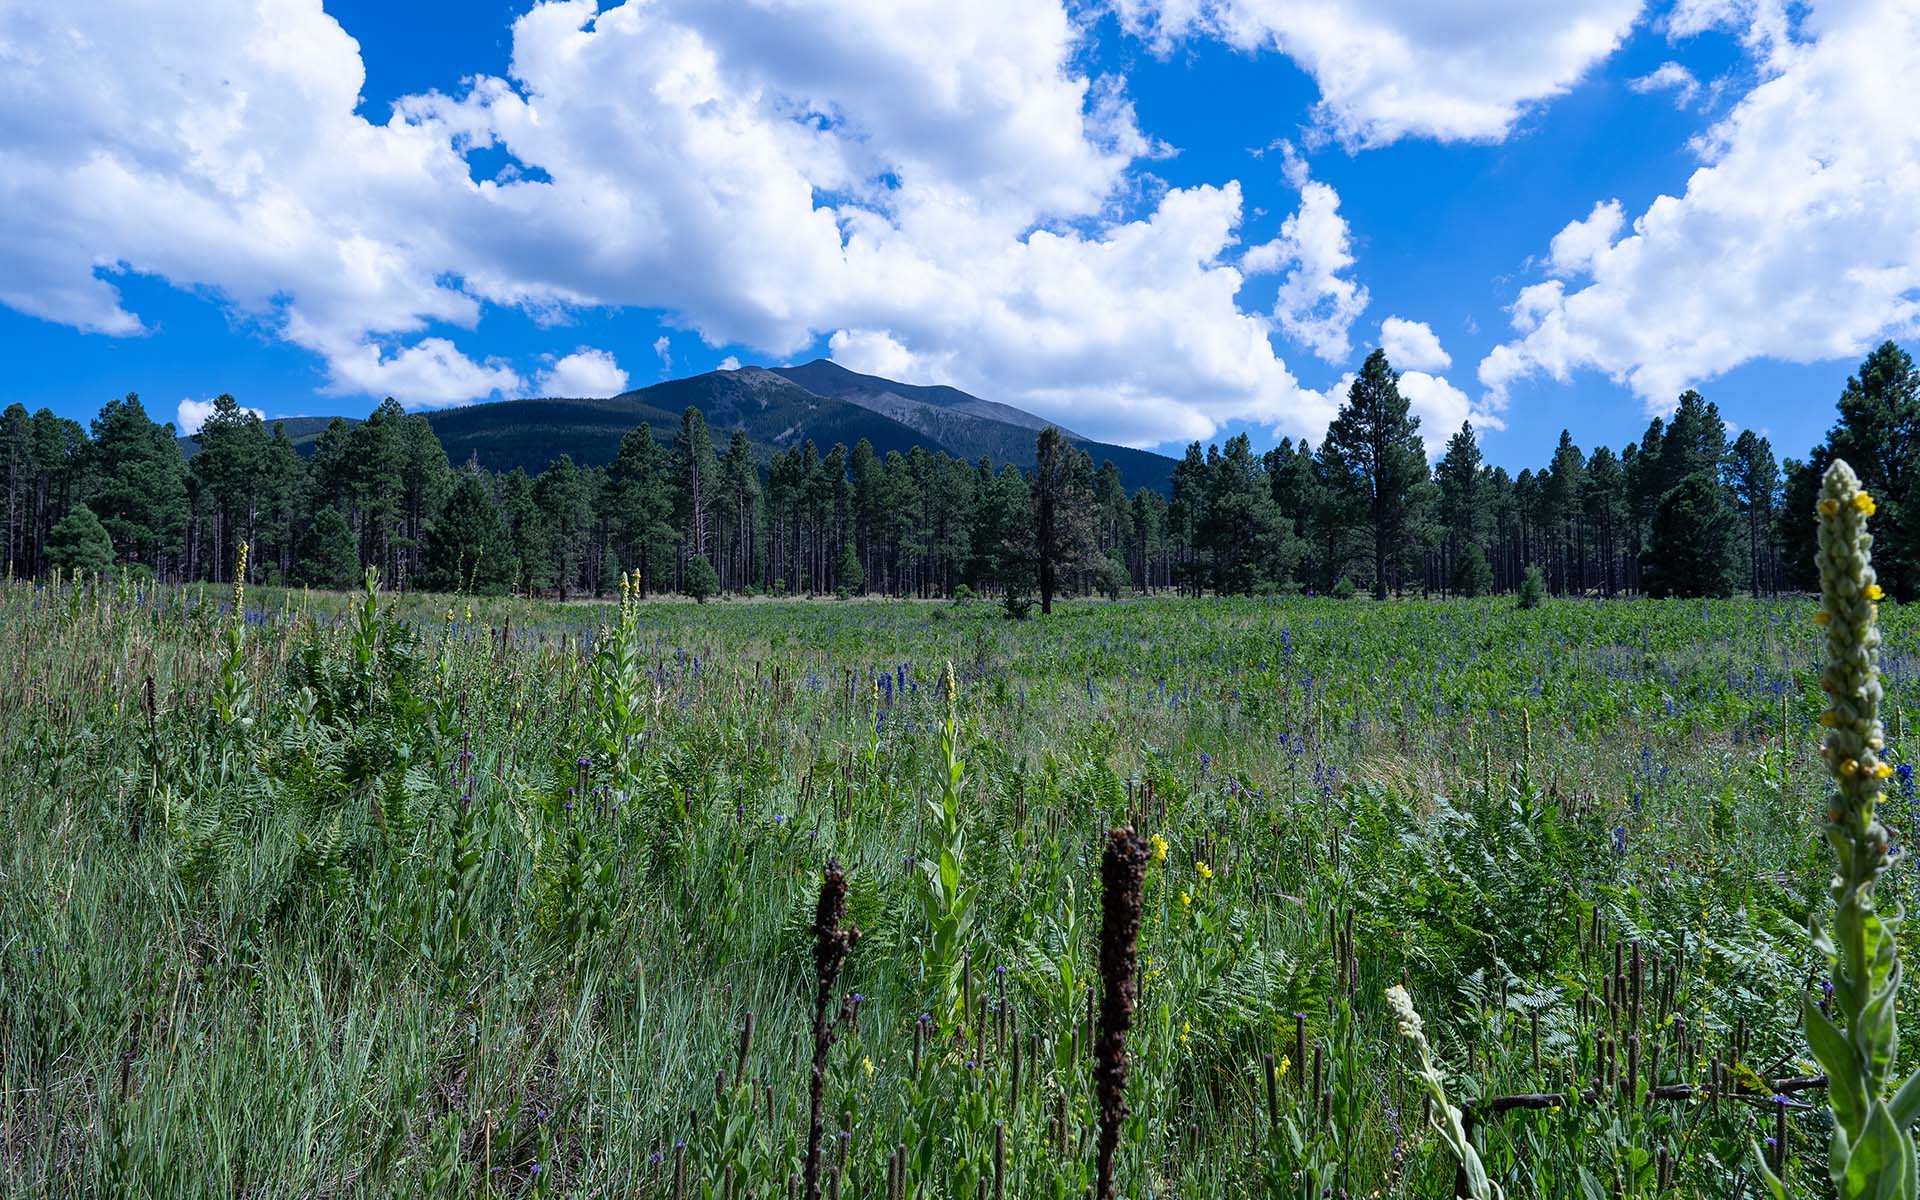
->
[1823,341,1919,600]
[1582,446,1626,596]
[88,393,186,574]
[1166,442,1209,595]
[1725,430,1781,596]
[1031,427,1094,614]
[606,425,676,596]
[1201,434,1293,594]
[835,542,863,597]
[420,469,512,593]
[258,424,309,583]
[1635,390,1739,597]
[45,503,113,573]
[2,404,32,574]
[720,430,761,591]
[1128,487,1166,591]
[1323,350,1430,599]
[1434,421,1491,597]
[1779,448,1834,592]
[1542,431,1586,594]
[188,394,270,583]
[675,407,717,573]
[1654,391,1728,495]
[498,468,552,593]
[532,455,595,599]
[296,506,360,589]
[1642,472,1740,598]
[396,411,453,586]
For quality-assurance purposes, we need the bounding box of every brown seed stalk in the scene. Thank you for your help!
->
[1094,827,1148,1200]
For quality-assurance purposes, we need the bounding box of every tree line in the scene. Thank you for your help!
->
[4,340,1916,605]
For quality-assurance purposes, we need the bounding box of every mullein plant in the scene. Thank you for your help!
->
[1386,984,1497,1200]
[210,541,253,734]
[586,570,651,797]
[1769,459,1916,1197]
[916,662,974,1025]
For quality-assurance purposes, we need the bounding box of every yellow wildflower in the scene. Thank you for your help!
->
[1180,891,1191,908]
[1854,491,1876,515]
[1815,610,1832,625]
[1867,584,1885,601]
[1875,763,1895,780]
[1841,758,1860,778]
[1180,1020,1191,1044]
[1819,498,1841,517]
[862,1056,875,1079]
[1196,862,1213,881]
[1150,834,1168,863]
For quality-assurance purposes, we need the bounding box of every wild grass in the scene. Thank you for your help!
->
[1,574,1915,1196]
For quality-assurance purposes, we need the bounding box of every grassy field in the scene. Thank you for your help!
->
[2,576,1916,1197]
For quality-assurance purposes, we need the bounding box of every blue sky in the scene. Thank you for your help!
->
[3,0,1915,472]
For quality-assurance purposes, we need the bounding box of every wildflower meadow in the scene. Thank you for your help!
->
[3,537,1917,1197]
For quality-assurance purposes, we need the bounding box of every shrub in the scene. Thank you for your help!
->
[1452,548,1493,598]
[684,554,719,603]
[1003,585,1034,620]
[1517,565,1546,609]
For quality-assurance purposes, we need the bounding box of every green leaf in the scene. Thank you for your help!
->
[1809,991,1868,1131]
[1843,1101,1915,1200]
[1887,1065,1920,1130]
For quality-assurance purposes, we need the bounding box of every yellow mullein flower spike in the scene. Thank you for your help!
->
[1805,458,1908,1196]
[1815,611,1832,625]
[1866,584,1885,601]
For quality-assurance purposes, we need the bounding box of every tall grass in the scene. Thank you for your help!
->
[0,570,1914,1196]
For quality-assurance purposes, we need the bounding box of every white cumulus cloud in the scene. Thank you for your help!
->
[1244,170,1369,365]
[1378,316,1450,371]
[1110,0,1645,146]
[324,338,521,408]
[535,348,630,397]
[1546,199,1627,278]
[1628,61,1702,106]
[1480,0,1920,413]
[0,0,1338,446]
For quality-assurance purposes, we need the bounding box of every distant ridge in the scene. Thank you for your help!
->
[179,359,1178,493]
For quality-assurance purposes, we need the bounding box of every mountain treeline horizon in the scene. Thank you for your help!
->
[4,342,1917,607]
